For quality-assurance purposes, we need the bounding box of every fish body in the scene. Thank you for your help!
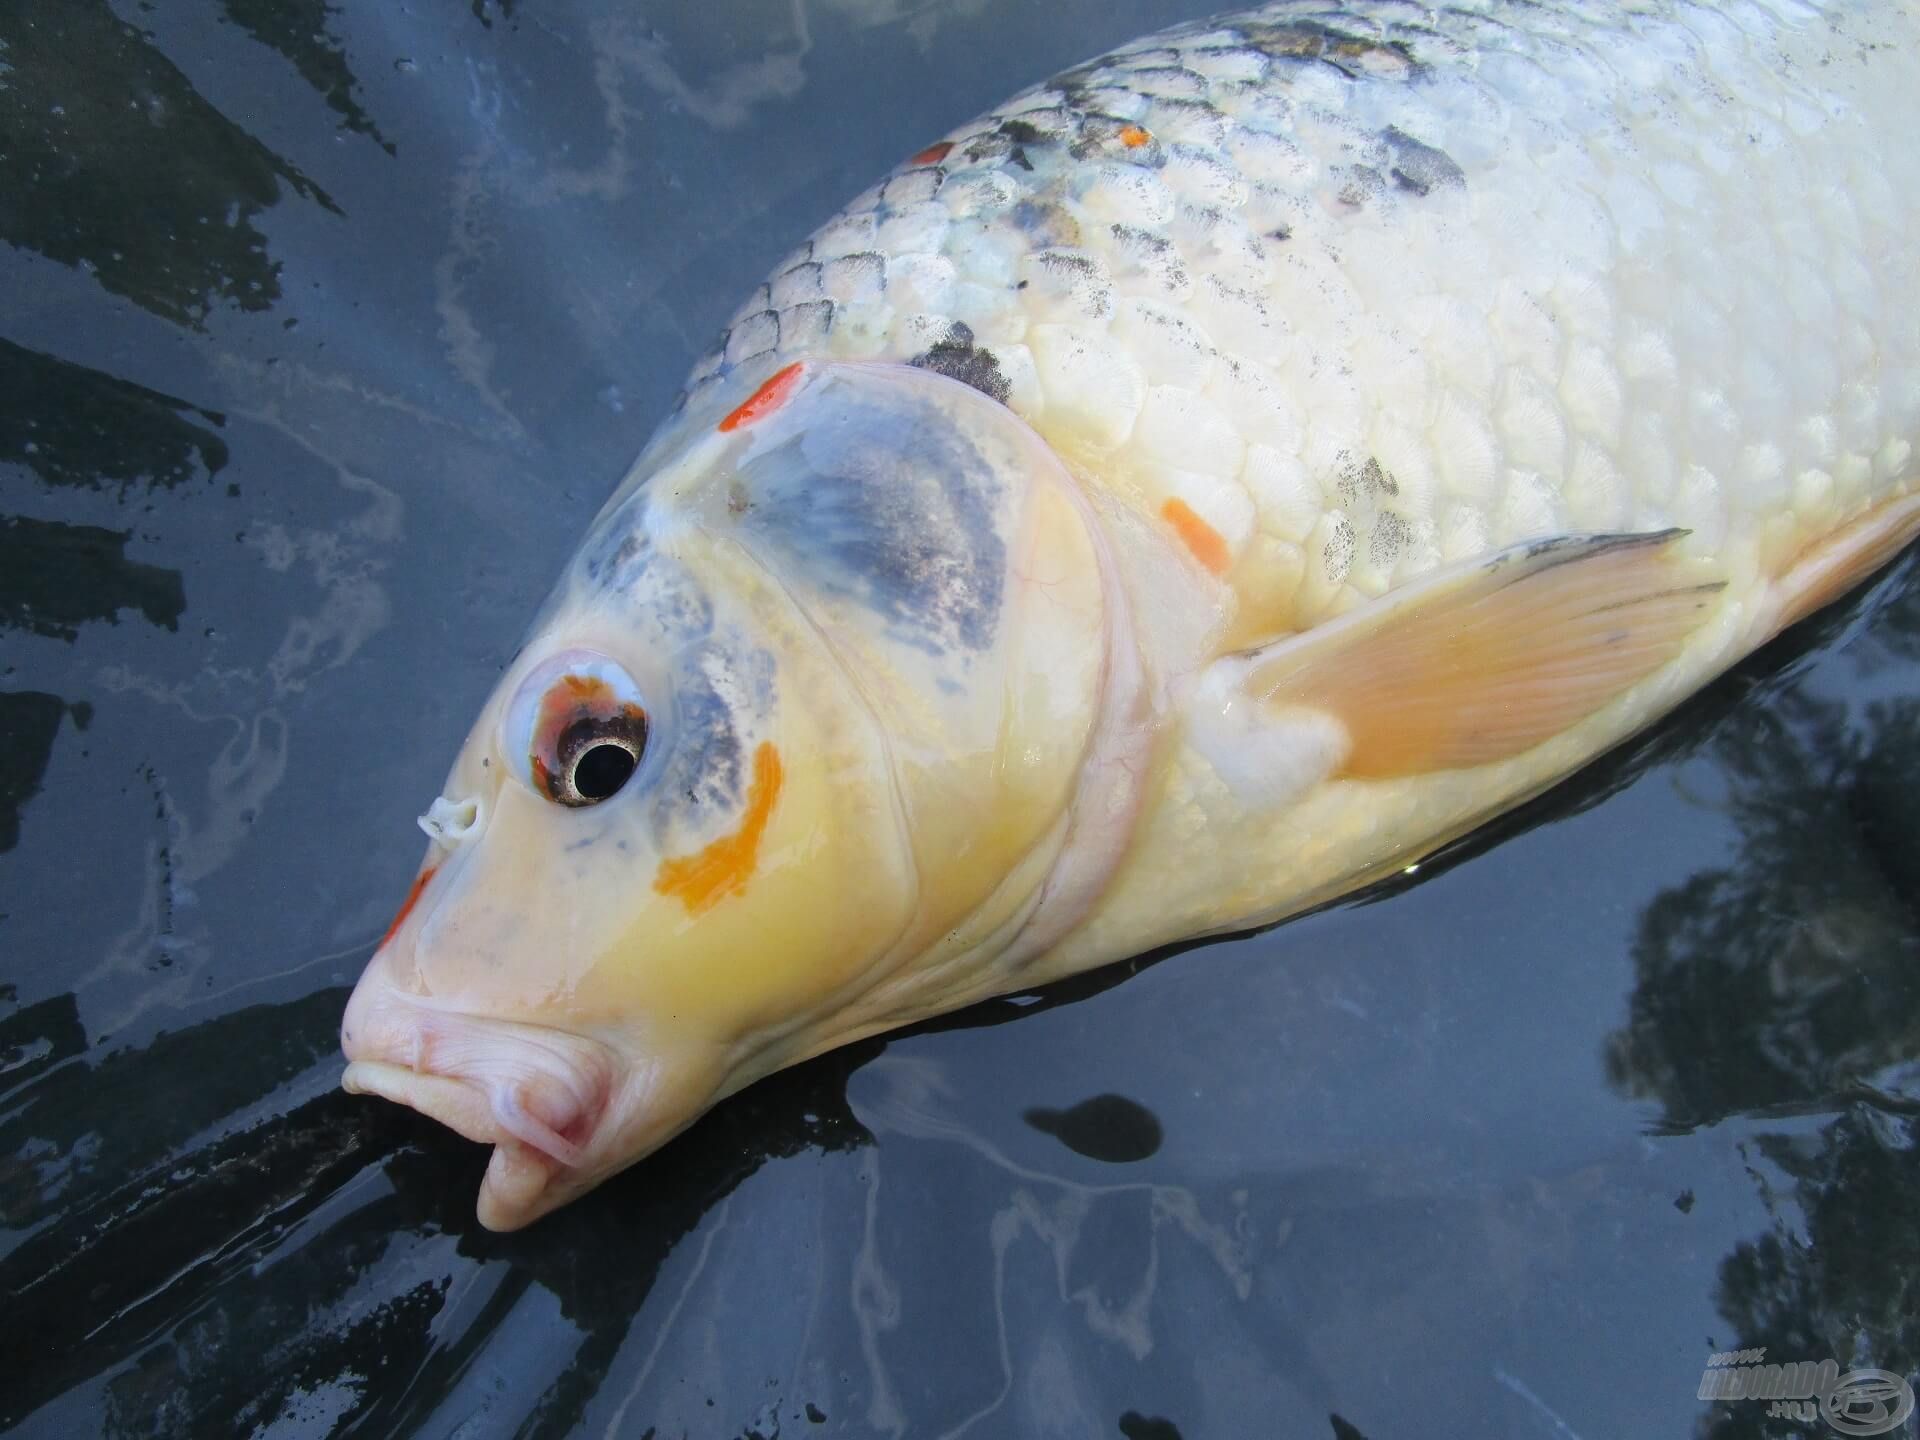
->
[343,0,1920,1229]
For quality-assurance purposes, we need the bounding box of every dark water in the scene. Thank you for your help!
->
[3,3,1918,1437]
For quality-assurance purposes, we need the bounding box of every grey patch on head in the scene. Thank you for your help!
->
[1369,510,1413,569]
[658,634,776,824]
[583,524,648,589]
[737,384,1007,656]
[576,499,716,654]
[1380,125,1465,196]
[908,321,1012,405]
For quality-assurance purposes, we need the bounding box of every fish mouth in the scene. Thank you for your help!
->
[340,978,621,1231]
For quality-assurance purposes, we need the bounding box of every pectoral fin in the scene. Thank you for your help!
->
[1236,530,1726,779]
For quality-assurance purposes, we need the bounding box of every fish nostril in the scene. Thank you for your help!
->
[418,794,483,850]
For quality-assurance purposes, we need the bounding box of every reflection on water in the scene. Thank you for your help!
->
[1599,566,1920,1439]
[219,0,394,154]
[2,1,1917,1435]
[0,1,338,329]
[0,515,187,643]
[0,694,74,852]
[2,976,880,1434]
[0,339,231,497]
[1606,672,1920,1130]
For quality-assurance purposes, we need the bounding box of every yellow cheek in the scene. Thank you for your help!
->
[581,726,915,1042]
[654,741,783,916]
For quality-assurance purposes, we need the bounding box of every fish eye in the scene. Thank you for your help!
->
[502,650,649,808]
[568,728,639,801]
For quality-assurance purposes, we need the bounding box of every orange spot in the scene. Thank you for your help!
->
[1119,124,1151,148]
[1161,498,1231,575]
[910,140,954,166]
[380,865,438,949]
[655,742,783,915]
[717,362,804,433]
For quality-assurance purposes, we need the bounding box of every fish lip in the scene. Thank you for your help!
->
[342,1058,591,1232]
[339,984,723,1232]
[340,978,619,1178]
[342,1058,515,1151]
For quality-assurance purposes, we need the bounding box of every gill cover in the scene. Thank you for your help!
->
[676,361,1113,1009]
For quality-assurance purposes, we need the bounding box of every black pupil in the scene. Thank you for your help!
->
[572,743,636,801]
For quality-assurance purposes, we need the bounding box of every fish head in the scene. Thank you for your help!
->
[342,360,1113,1229]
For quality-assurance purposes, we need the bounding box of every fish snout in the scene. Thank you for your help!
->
[340,976,624,1230]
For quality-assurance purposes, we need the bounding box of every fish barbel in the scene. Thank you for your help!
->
[343,0,1920,1229]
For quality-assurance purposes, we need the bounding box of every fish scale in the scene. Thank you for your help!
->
[688,0,1920,638]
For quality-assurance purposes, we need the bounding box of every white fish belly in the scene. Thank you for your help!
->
[688,0,1920,631]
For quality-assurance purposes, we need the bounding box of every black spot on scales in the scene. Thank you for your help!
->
[1336,455,1399,506]
[1323,515,1357,575]
[1370,510,1413,569]
[1381,125,1465,196]
[908,322,1012,405]
[1235,18,1423,80]
[1335,164,1387,209]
